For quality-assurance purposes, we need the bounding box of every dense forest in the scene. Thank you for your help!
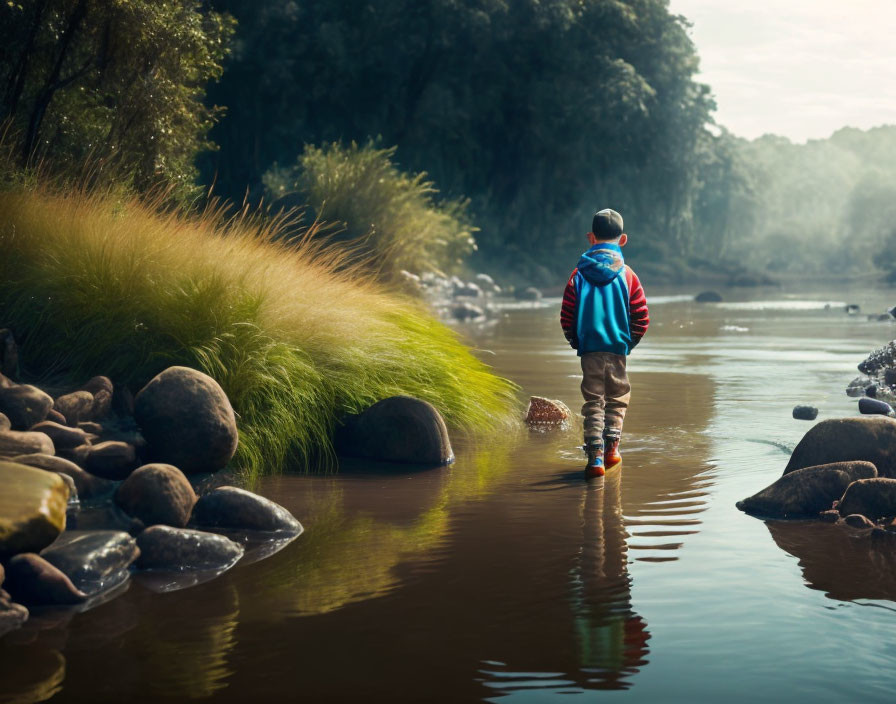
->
[2,0,895,285]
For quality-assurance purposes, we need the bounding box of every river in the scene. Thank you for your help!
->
[3,284,896,702]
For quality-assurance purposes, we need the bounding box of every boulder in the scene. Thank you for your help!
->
[80,376,113,419]
[0,329,18,380]
[858,340,896,376]
[115,464,196,528]
[136,525,244,571]
[53,391,95,426]
[783,417,896,478]
[451,302,485,321]
[0,385,53,430]
[83,441,138,480]
[515,286,542,301]
[843,514,876,529]
[792,405,818,421]
[134,366,238,474]
[4,553,87,606]
[858,397,894,416]
[29,421,88,450]
[0,412,9,431]
[0,461,69,559]
[10,454,115,500]
[695,290,723,303]
[192,486,302,533]
[736,461,878,519]
[0,430,55,457]
[526,396,571,425]
[41,530,139,594]
[335,395,453,465]
[838,478,896,520]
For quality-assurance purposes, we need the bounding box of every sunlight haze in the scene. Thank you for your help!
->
[670,0,896,142]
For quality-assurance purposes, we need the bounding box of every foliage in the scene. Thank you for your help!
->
[263,142,477,279]
[0,183,519,479]
[0,0,234,200]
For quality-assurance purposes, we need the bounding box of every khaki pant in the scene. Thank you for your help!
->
[581,351,631,442]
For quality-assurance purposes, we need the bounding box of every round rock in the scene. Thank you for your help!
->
[192,486,302,533]
[792,405,818,421]
[695,290,723,303]
[83,441,138,480]
[838,478,896,520]
[134,366,238,473]
[53,391,96,427]
[0,385,53,430]
[115,464,197,528]
[784,417,896,478]
[4,553,87,606]
[0,430,55,457]
[858,397,894,416]
[29,421,87,450]
[136,525,244,571]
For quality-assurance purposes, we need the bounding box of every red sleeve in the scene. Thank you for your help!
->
[560,269,578,347]
[625,266,649,345]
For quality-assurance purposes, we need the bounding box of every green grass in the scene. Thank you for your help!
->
[0,184,518,478]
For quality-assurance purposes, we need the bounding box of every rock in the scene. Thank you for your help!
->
[792,405,818,421]
[10,454,115,500]
[53,391,95,427]
[335,395,454,465]
[783,417,896,478]
[0,430,54,457]
[46,408,67,425]
[514,286,542,301]
[820,509,841,523]
[858,397,894,416]
[736,461,878,519]
[838,478,896,520]
[695,290,723,303]
[134,366,238,474]
[0,329,18,380]
[846,375,873,398]
[57,472,78,504]
[868,313,893,322]
[115,464,196,528]
[29,421,88,450]
[525,396,572,425]
[0,385,53,430]
[474,273,497,290]
[453,282,482,298]
[192,486,302,533]
[0,461,69,559]
[57,444,90,467]
[4,553,87,606]
[77,421,103,435]
[41,530,139,594]
[845,304,861,314]
[0,412,9,431]
[843,513,876,529]
[82,441,138,480]
[80,376,113,419]
[885,368,896,387]
[451,302,485,321]
[858,340,896,376]
[0,598,28,638]
[136,525,244,571]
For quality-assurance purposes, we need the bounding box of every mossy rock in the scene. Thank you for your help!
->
[0,460,69,559]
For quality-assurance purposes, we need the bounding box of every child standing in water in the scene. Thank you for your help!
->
[560,209,649,478]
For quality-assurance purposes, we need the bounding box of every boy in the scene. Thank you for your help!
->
[560,208,649,478]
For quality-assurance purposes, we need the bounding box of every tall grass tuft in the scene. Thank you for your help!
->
[264,142,477,280]
[0,184,518,478]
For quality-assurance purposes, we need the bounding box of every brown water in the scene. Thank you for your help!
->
[4,285,896,703]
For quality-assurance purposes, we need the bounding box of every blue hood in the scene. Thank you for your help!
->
[577,243,624,286]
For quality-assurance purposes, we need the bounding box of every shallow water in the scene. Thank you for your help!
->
[4,283,896,702]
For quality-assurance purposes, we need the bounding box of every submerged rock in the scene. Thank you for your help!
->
[783,417,896,478]
[695,290,723,303]
[40,530,139,595]
[135,366,238,474]
[335,395,454,465]
[4,553,87,606]
[0,385,53,430]
[115,464,197,528]
[29,421,88,450]
[0,461,69,559]
[192,486,302,534]
[838,478,896,520]
[0,429,55,457]
[792,405,818,421]
[736,461,878,519]
[136,525,243,571]
[525,396,571,426]
[53,391,95,427]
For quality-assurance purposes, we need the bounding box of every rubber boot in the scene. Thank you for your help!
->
[583,439,605,478]
[604,430,622,466]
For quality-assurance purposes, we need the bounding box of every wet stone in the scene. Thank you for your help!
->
[820,509,841,523]
[784,417,896,478]
[838,478,896,520]
[0,385,53,430]
[115,464,197,528]
[83,441,138,480]
[10,454,115,500]
[858,397,894,417]
[0,598,28,638]
[4,553,87,606]
[526,396,571,426]
[0,430,55,457]
[695,290,723,303]
[29,421,87,450]
[843,514,876,529]
[53,391,95,427]
[192,486,302,534]
[136,525,244,571]
[40,530,139,595]
[792,405,818,421]
[0,461,69,559]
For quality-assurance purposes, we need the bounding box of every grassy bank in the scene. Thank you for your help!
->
[0,185,518,478]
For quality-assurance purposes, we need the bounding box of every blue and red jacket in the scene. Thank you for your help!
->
[560,242,649,356]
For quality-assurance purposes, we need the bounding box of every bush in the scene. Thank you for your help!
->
[264,142,477,280]
[0,183,517,479]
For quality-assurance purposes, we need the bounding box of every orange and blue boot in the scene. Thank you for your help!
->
[603,431,622,467]
[583,439,605,479]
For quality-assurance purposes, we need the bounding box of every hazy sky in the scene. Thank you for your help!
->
[668,0,896,142]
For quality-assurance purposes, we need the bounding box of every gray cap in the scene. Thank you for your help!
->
[592,209,623,240]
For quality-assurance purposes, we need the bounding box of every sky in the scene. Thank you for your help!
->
[668,0,896,142]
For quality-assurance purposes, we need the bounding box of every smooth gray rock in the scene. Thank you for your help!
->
[54,391,95,427]
[10,454,115,500]
[4,553,87,606]
[0,385,53,430]
[115,464,196,528]
[858,397,894,416]
[83,441,138,480]
[792,405,818,421]
[41,530,139,594]
[335,395,454,465]
[192,486,301,533]
[737,461,878,519]
[29,421,87,450]
[136,525,243,571]
[134,366,238,474]
[838,478,896,520]
[783,417,896,478]
[0,430,55,457]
